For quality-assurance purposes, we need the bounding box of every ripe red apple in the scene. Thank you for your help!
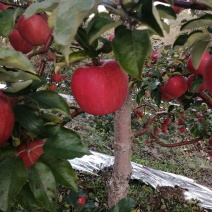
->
[178,118,185,125]
[17,14,52,46]
[178,126,186,133]
[154,127,162,135]
[0,90,16,105]
[8,29,34,54]
[108,33,115,41]
[208,150,212,158]
[187,51,210,75]
[159,84,174,101]
[150,51,160,63]
[77,196,86,205]
[208,140,212,147]
[47,51,56,61]
[17,139,46,169]
[187,74,207,93]
[134,108,143,116]
[0,97,15,146]
[203,54,212,95]
[173,6,181,13]
[52,72,63,83]
[164,75,187,98]
[48,83,57,91]
[161,123,168,132]
[0,3,11,10]
[163,118,171,126]
[71,59,128,116]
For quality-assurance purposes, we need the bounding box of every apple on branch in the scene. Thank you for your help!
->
[203,54,212,95]
[52,72,63,83]
[71,59,128,116]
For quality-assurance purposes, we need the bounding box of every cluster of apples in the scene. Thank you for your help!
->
[8,13,52,54]
[160,50,212,101]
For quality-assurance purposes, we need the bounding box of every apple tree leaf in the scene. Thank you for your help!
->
[40,155,78,191]
[0,157,27,211]
[192,75,204,92]
[4,80,33,93]
[53,0,101,58]
[24,0,58,18]
[181,14,212,31]
[0,49,35,73]
[17,183,44,210]
[112,28,152,79]
[0,68,40,82]
[28,162,57,211]
[14,105,45,136]
[191,40,210,69]
[87,12,122,45]
[156,4,176,20]
[28,90,70,117]
[140,0,164,37]
[44,125,91,160]
[197,0,212,8]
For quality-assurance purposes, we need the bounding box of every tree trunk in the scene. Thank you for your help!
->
[108,89,133,207]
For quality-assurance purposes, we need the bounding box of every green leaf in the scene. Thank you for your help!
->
[192,75,204,91]
[53,0,101,57]
[4,80,33,93]
[181,14,212,31]
[44,125,91,160]
[24,0,58,18]
[108,197,136,212]
[112,28,151,79]
[87,12,122,45]
[151,89,161,107]
[28,90,70,117]
[156,4,176,20]
[196,0,212,9]
[0,157,27,211]
[17,183,44,210]
[14,105,45,136]
[0,146,17,161]
[28,162,57,211]
[40,155,78,191]
[140,0,164,37]
[191,40,209,69]
[0,49,35,73]
[55,51,88,72]
[0,8,15,37]
[0,68,40,82]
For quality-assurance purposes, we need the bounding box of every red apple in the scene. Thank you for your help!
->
[134,108,143,116]
[8,29,34,54]
[203,54,212,95]
[48,83,57,91]
[0,97,15,146]
[108,33,115,41]
[150,51,160,63]
[209,140,212,147]
[17,14,52,46]
[173,6,181,13]
[187,74,207,93]
[161,123,168,132]
[0,90,16,105]
[17,139,46,169]
[164,75,187,98]
[154,127,162,135]
[178,118,185,125]
[178,126,186,133]
[47,51,56,61]
[208,150,212,158]
[163,118,171,126]
[0,3,11,10]
[71,59,128,116]
[77,196,86,205]
[159,84,174,101]
[52,72,63,83]
[187,51,210,75]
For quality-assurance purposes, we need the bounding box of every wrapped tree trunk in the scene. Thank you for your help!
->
[108,89,133,207]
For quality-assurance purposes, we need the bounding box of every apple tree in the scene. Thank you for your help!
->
[0,0,211,211]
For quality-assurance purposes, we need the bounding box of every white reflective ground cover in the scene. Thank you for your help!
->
[69,151,212,209]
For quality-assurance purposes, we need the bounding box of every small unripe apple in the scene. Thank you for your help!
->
[187,51,210,75]
[203,54,212,95]
[0,97,15,146]
[159,84,174,101]
[8,29,34,54]
[17,14,52,46]
[77,196,86,205]
[17,139,46,169]
[71,59,128,116]
[164,75,187,98]
[52,72,63,83]
[150,51,160,63]
[187,74,207,93]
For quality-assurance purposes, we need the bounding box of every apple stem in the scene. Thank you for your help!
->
[92,57,100,66]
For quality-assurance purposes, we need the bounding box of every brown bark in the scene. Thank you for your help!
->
[108,89,133,208]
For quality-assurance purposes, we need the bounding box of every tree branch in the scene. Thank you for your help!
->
[70,106,84,118]
[197,91,212,108]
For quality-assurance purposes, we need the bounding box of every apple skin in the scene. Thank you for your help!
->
[178,118,185,125]
[208,140,212,147]
[164,75,187,98]
[9,29,34,54]
[71,60,128,116]
[173,6,181,13]
[52,72,63,83]
[203,54,212,96]
[187,51,210,75]
[17,14,52,46]
[0,3,11,10]
[159,84,174,101]
[0,97,15,146]
[0,90,16,105]
[77,196,86,205]
[178,126,186,133]
[187,74,207,93]
[108,33,115,41]
[163,118,171,126]
[17,139,46,169]
[150,51,160,63]
[48,83,57,91]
